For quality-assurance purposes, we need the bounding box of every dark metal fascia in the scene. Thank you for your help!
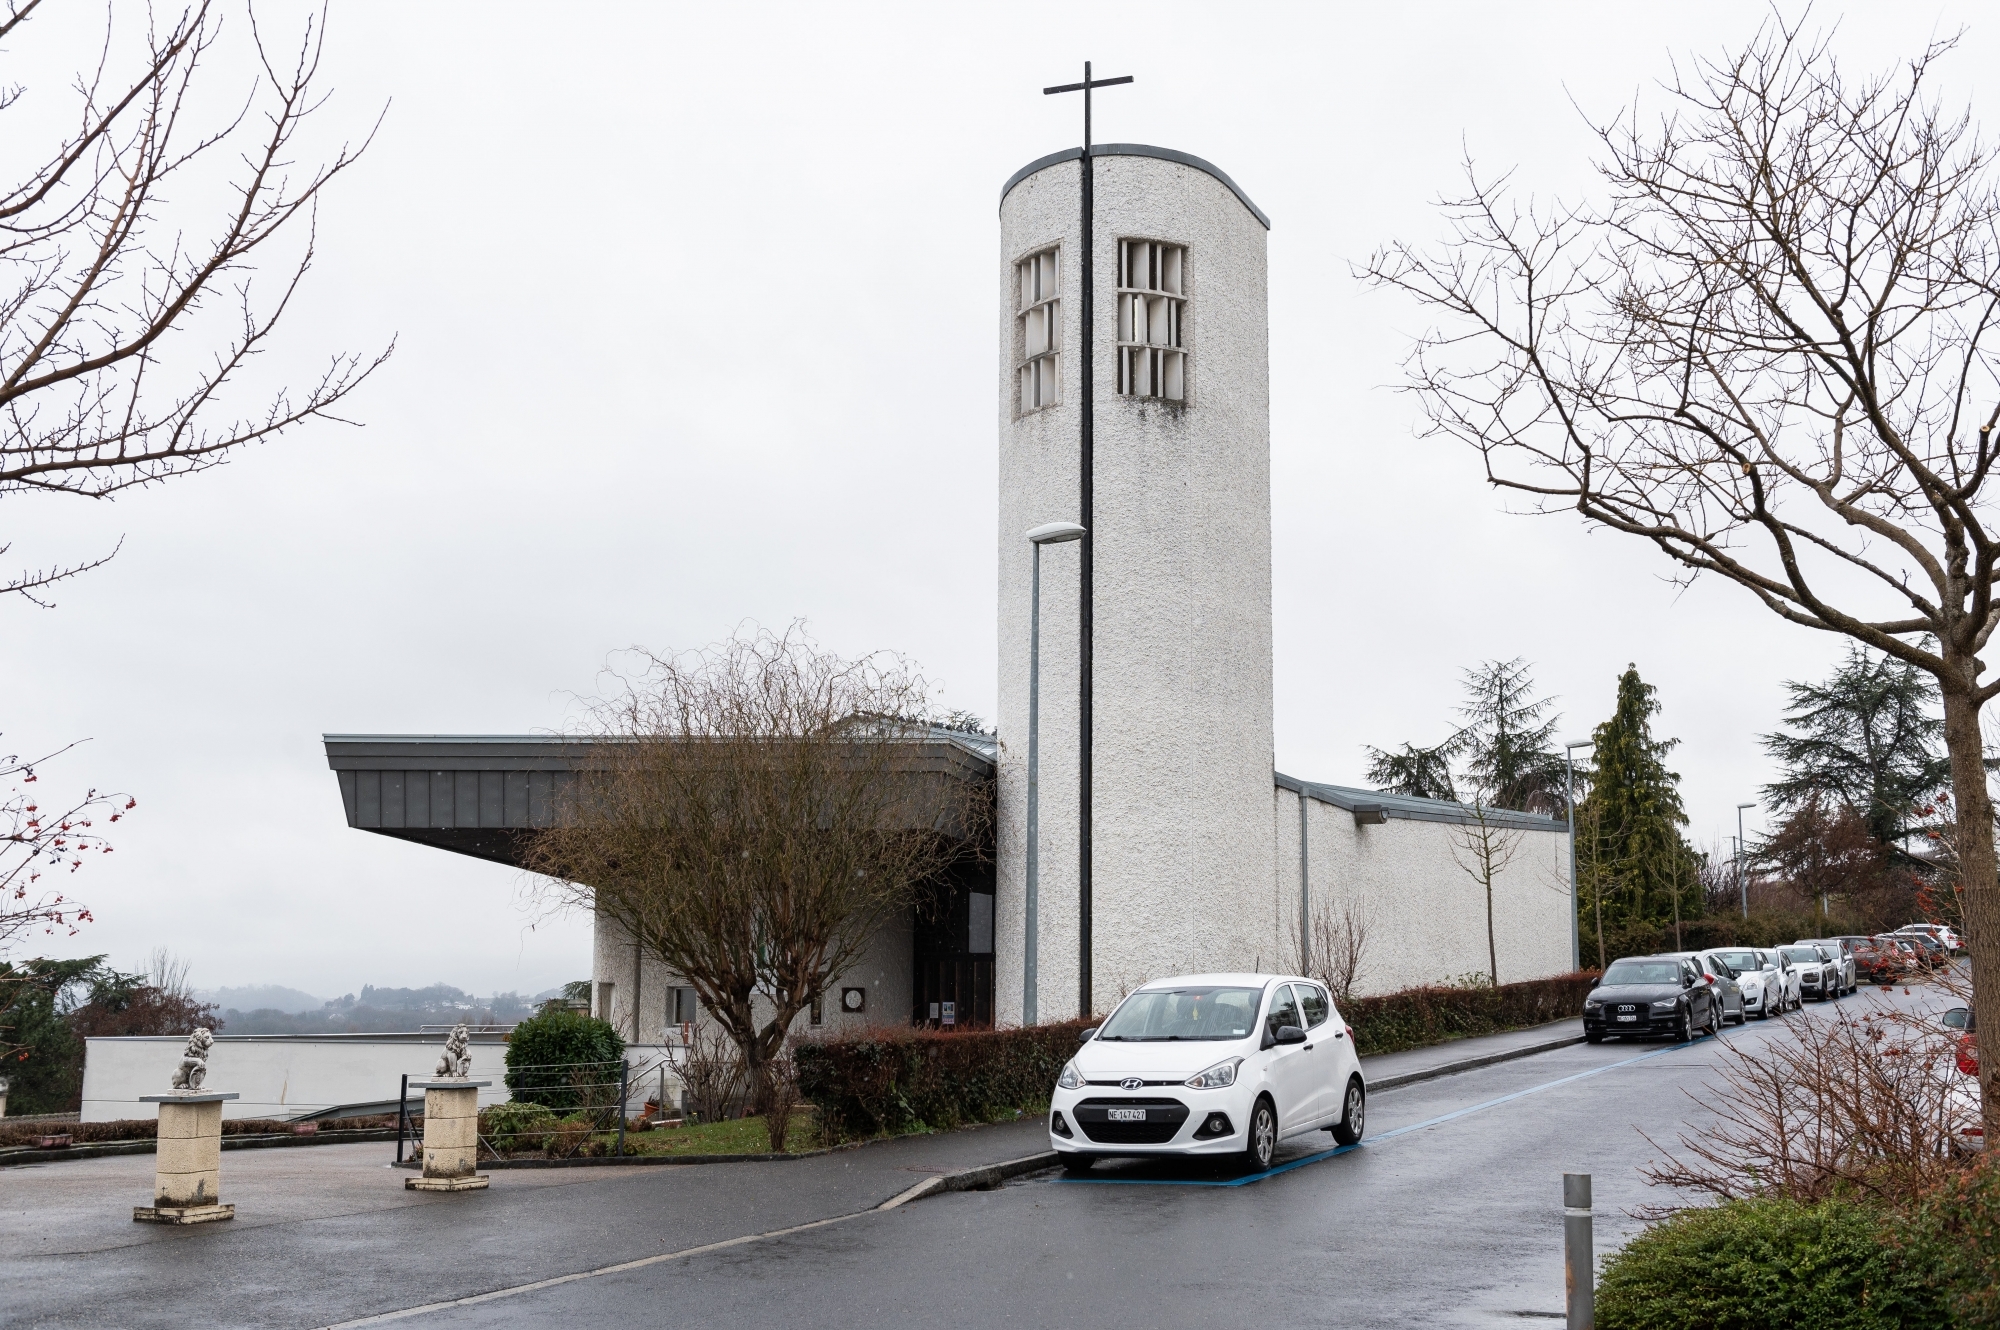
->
[1274,771,1564,833]
[1000,143,1271,230]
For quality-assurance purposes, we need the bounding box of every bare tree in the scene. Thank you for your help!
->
[2,0,389,602]
[1366,20,2000,1133]
[526,627,992,1119]
[1,739,130,964]
[1291,895,1371,1004]
[1451,799,1522,986]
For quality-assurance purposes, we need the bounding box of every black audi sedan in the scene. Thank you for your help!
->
[1583,955,1724,1044]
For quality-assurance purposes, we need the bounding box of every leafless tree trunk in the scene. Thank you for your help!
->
[1,0,390,602]
[1291,895,1371,1004]
[1451,800,1522,987]
[526,626,991,1119]
[1366,18,2000,1134]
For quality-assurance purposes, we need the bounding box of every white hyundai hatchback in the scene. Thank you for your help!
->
[1048,973,1366,1175]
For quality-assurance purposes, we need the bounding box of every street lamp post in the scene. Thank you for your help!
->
[1024,521,1085,1026]
[1736,802,1756,920]
[1564,741,1591,973]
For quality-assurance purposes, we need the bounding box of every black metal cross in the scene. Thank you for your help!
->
[1040,62,1129,1022]
[1043,61,1132,154]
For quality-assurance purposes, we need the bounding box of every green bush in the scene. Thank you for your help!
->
[794,1020,1089,1142]
[1346,972,1598,1056]
[1596,1198,1948,1330]
[479,1101,558,1153]
[1908,1154,2000,1327]
[502,1009,624,1111]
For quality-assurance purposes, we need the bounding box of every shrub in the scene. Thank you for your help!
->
[1346,972,1598,1056]
[1907,1153,2000,1327]
[479,1101,558,1155]
[794,1020,1089,1142]
[1595,1198,1948,1330]
[503,1009,624,1111]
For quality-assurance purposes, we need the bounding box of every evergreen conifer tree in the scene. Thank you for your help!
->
[1578,665,1701,960]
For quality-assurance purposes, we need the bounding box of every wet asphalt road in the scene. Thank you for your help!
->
[2,983,1950,1330]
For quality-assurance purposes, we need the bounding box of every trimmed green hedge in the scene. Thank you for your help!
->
[1346,972,1599,1056]
[1597,1198,1949,1330]
[503,1009,625,1111]
[794,1020,1089,1141]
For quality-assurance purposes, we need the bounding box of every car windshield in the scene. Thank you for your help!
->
[1782,947,1823,963]
[1714,951,1762,972]
[1602,961,1681,986]
[1095,986,1261,1041]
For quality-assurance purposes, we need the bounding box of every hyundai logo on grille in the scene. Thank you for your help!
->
[1120,1077,1144,1091]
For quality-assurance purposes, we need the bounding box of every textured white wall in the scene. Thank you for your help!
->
[996,150,1277,1022]
[1270,790,1575,996]
[591,905,911,1041]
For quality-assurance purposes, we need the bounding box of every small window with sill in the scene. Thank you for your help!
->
[1117,239,1186,402]
[1017,246,1061,412]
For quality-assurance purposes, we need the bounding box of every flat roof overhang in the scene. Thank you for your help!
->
[324,732,997,870]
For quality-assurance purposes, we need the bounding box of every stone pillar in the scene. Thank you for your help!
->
[405,1080,490,1192]
[134,1091,239,1224]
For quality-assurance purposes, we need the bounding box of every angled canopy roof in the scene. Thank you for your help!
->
[324,730,997,869]
[1274,772,1565,833]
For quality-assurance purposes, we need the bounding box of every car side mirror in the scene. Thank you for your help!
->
[1274,1025,1307,1046]
[1682,975,1694,989]
[1078,1027,1098,1044]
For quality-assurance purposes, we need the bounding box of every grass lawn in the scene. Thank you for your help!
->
[593,1114,822,1157]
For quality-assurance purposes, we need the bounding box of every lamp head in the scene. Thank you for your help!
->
[1027,522,1086,545]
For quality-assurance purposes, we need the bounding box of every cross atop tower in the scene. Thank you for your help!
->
[1043,62,1132,154]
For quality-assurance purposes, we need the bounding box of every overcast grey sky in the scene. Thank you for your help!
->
[5,2,1990,1000]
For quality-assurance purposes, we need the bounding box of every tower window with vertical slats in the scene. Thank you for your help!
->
[1016,247,1061,413]
[1116,239,1187,402]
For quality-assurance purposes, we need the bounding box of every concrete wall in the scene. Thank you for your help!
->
[995,147,1277,1023]
[1270,789,1575,997]
[80,1034,512,1123]
[591,905,912,1043]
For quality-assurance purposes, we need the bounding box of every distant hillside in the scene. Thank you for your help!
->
[214,982,551,1035]
[196,984,324,1014]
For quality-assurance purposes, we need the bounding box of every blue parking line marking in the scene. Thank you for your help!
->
[1060,1030,1722,1187]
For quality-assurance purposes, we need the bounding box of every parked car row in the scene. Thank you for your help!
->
[1582,939,1869,1042]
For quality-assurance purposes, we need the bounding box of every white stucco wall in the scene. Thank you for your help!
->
[995,148,1277,1022]
[591,905,912,1043]
[1270,788,1575,996]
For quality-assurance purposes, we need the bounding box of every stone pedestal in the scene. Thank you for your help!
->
[134,1092,239,1224]
[405,1080,490,1192]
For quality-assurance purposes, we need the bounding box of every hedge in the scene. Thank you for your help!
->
[794,1020,1089,1142]
[503,1009,625,1111]
[1596,1198,1950,1330]
[1345,972,1599,1057]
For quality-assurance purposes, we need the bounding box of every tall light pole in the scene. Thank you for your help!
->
[1564,741,1592,973]
[1736,802,1756,920]
[1024,521,1085,1026]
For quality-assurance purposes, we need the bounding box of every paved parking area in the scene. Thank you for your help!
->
[1,985,1954,1329]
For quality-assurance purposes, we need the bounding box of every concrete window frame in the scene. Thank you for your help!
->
[1115,237,1189,403]
[1016,244,1062,414]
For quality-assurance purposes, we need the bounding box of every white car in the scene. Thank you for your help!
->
[1049,973,1366,1174]
[1896,923,1964,952]
[1708,948,1786,1019]
[1797,939,1857,996]
[1779,945,1839,1002]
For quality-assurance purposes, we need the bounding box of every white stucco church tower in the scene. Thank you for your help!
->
[995,145,1278,1023]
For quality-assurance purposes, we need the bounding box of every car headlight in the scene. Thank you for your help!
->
[1056,1060,1083,1091]
[1584,1000,1603,1012]
[1650,1000,1679,1012]
[1185,1057,1243,1090]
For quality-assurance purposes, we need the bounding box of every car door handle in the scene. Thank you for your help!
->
[1303,1044,1314,1052]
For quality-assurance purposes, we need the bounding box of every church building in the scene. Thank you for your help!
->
[323,142,1573,1046]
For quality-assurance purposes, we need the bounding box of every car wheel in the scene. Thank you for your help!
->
[1060,1154,1097,1176]
[1676,1007,1693,1043]
[1585,1031,1604,1044]
[1241,1096,1277,1174]
[1731,1001,1746,1027]
[1331,1078,1366,1146]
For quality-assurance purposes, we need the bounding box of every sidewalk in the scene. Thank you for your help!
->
[1360,1018,1585,1090]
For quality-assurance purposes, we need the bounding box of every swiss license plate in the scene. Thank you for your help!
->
[1106,1108,1147,1122]
[1616,1015,1638,1022]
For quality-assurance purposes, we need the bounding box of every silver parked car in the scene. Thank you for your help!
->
[1708,948,1786,1019]
[1660,951,1748,1025]
[1797,939,1856,996]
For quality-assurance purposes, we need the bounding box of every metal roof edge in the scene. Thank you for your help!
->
[1274,771,1564,832]
[1001,143,1271,230]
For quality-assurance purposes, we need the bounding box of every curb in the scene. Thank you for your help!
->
[1367,1033,1586,1092]
[877,1150,1061,1209]
[0,1128,401,1168]
[394,1143,851,1170]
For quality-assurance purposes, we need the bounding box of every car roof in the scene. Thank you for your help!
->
[1134,973,1283,990]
